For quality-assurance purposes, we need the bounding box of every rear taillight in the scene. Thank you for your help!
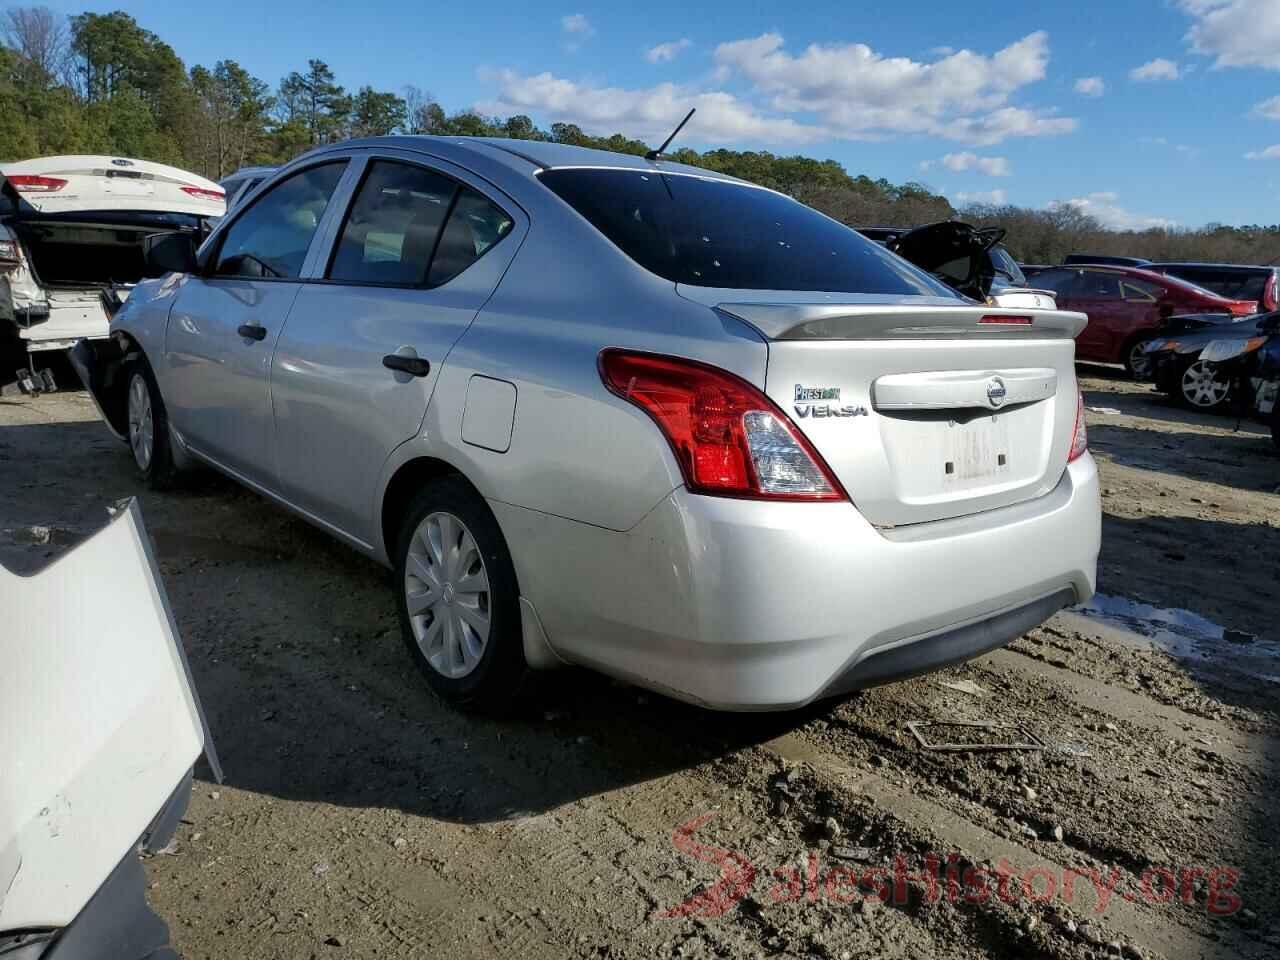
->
[599,350,846,501]
[180,185,225,202]
[7,174,67,193]
[1229,300,1258,316]
[1068,390,1088,462]
[1265,273,1278,312]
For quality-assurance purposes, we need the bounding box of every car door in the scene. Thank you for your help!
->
[269,153,525,543]
[162,160,350,489]
[1069,269,1125,361]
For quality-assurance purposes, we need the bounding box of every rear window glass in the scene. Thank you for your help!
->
[1161,267,1267,302]
[990,246,1025,285]
[538,168,960,297]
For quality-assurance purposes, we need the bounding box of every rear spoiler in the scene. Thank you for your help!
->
[716,303,1088,341]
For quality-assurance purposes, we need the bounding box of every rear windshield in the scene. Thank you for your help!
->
[1158,266,1268,303]
[538,168,960,297]
[990,246,1026,285]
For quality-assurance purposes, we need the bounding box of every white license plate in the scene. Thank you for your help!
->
[105,179,153,197]
[943,415,1011,482]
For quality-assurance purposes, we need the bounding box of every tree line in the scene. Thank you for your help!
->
[2,5,1276,266]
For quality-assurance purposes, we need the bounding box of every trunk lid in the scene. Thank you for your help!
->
[0,156,225,218]
[685,287,1087,528]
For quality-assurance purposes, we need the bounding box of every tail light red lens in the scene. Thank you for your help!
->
[1068,390,1088,462]
[1265,273,1278,312]
[180,185,225,202]
[7,174,67,193]
[1229,300,1258,316]
[599,350,847,501]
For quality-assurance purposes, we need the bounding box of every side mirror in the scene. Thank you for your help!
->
[143,231,198,277]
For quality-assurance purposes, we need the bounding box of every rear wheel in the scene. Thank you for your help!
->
[1179,359,1232,411]
[123,356,178,489]
[394,476,528,713]
[1123,337,1155,379]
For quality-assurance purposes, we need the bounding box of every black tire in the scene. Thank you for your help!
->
[393,476,528,713]
[1122,336,1155,379]
[121,355,178,490]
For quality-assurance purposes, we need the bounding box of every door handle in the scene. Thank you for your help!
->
[382,354,431,377]
[237,324,267,341]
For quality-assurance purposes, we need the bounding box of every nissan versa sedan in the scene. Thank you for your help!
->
[75,137,1101,713]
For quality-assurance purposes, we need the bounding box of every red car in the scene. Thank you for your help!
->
[1027,264,1256,377]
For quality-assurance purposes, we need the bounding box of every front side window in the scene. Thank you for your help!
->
[538,168,959,297]
[1077,270,1122,300]
[214,162,346,279]
[1024,268,1077,295]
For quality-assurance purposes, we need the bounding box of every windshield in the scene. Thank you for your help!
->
[538,168,960,297]
[990,246,1026,285]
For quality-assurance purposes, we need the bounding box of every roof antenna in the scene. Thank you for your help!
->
[646,108,695,162]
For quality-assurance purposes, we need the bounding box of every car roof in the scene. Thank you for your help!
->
[1147,261,1274,272]
[1064,263,1251,299]
[321,135,753,186]
[222,165,277,181]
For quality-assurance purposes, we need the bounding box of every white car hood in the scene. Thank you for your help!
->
[0,500,219,929]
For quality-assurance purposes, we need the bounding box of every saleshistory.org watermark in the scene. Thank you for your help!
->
[659,814,1244,919]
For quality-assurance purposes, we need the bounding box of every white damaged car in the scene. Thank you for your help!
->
[0,156,224,386]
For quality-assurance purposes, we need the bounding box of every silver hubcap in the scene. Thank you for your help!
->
[404,511,491,679]
[1181,360,1230,408]
[127,374,154,470]
[1128,342,1152,378]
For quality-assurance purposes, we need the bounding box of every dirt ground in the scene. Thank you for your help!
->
[2,361,1278,960]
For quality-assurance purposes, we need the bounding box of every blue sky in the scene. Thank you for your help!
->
[46,0,1280,228]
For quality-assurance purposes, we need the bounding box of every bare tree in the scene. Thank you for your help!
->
[2,6,68,86]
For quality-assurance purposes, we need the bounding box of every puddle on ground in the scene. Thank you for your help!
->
[1065,593,1279,684]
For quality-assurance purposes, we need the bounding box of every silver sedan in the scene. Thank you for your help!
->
[76,136,1100,712]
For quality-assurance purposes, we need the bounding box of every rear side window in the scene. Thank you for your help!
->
[1121,279,1160,302]
[327,163,514,287]
[427,188,514,287]
[329,161,456,285]
[538,168,959,297]
[215,162,346,279]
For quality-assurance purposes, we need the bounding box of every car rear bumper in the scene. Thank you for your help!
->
[500,454,1100,711]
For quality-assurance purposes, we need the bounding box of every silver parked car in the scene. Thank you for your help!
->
[75,137,1100,713]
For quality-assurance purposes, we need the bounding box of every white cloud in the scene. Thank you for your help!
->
[1130,58,1181,81]
[711,31,1076,145]
[560,13,594,51]
[1050,192,1177,230]
[1245,144,1280,159]
[1252,95,1280,119]
[646,38,692,63]
[955,189,1008,205]
[1181,0,1280,70]
[938,151,1011,176]
[1074,76,1105,97]
[561,13,594,36]
[477,71,829,145]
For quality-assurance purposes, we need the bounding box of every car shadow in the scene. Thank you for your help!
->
[0,415,824,827]
[1088,420,1277,492]
[1091,510,1280,931]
